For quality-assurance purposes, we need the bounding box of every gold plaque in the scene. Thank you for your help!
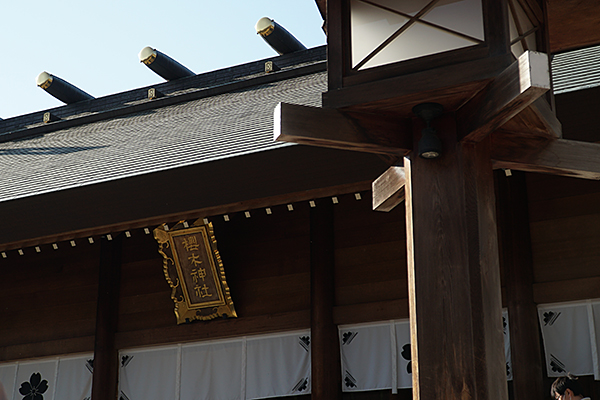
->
[154,220,236,324]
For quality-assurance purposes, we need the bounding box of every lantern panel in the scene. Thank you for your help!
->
[508,0,539,58]
[350,0,485,71]
[421,0,484,41]
[351,0,409,68]
[361,22,480,70]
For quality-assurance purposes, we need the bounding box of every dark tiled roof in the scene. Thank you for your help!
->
[552,45,600,94]
[0,47,327,203]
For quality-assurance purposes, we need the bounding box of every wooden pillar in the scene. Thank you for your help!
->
[310,199,342,400]
[404,115,507,400]
[495,170,544,400]
[91,235,122,400]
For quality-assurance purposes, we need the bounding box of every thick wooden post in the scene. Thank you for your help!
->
[495,170,544,400]
[91,235,122,400]
[310,199,342,400]
[404,115,507,400]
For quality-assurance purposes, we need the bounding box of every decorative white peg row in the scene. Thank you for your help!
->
[88,237,95,244]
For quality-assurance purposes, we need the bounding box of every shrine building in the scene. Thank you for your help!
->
[1,1,600,400]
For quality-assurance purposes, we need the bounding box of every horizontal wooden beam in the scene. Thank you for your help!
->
[459,51,551,142]
[372,165,405,212]
[492,137,600,180]
[115,310,310,349]
[274,102,411,156]
[533,276,600,304]
[0,336,95,362]
[333,299,408,326]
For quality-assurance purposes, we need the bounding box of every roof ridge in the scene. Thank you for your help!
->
[0,45,326,137]
[0,60,326,143]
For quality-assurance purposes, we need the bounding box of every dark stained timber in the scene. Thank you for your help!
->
[405,115,507,400]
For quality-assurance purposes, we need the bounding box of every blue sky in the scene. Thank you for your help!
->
[0,1,326,119]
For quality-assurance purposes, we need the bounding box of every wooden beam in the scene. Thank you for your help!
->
[548,0,600,52]
[274,102,411,156]
[500,96,562,139]
[0,336,95,362]
[333,299,409,326]
[495,171,545,400]
[323,54,511,110]
[91,236,122,400]
[492,137,600,180]
[405,115,507,400]
[459,51,551,142]
[115,310,310,349]
[310,199,342,400]
[372,165,405,212]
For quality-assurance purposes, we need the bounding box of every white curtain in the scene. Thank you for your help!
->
[340,322,393,392]
[118,330,311,400]
[245,331,311,399]
[0,364,17,400]
[538,302,596,378]
[503,310,513,381]
[340,316,513,393]
[13,359,57,400]
[180,339,243,400]
[119,346,179,400]
[0,355,94,400]
[54,355,93,400]
[394,320,412,389]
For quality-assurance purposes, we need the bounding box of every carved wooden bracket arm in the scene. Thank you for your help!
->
[458,51,554,142]
[274,102,412,156]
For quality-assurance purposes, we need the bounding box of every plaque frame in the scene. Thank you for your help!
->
[154,220,237,324]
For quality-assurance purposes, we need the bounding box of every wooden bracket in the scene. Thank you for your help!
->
[274,102,412,156]
[458,51,552,142]
[492,135,600,180]
[372,165,406,212]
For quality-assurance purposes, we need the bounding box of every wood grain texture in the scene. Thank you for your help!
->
[115,310,311,349]
[533,277,600,304]
[548,0,600,52]
[500,97,562,139]
[91,236,122,400]
[492,137,600,180]
[323,55,511,112]
[274,102,411,156]
[405,115,507,400]
[459,51,551,142]
[310,199,342,400]
[495,171,544,400]
[372,166,406,212]
[0,336,95,362]
[333,299,409,325]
